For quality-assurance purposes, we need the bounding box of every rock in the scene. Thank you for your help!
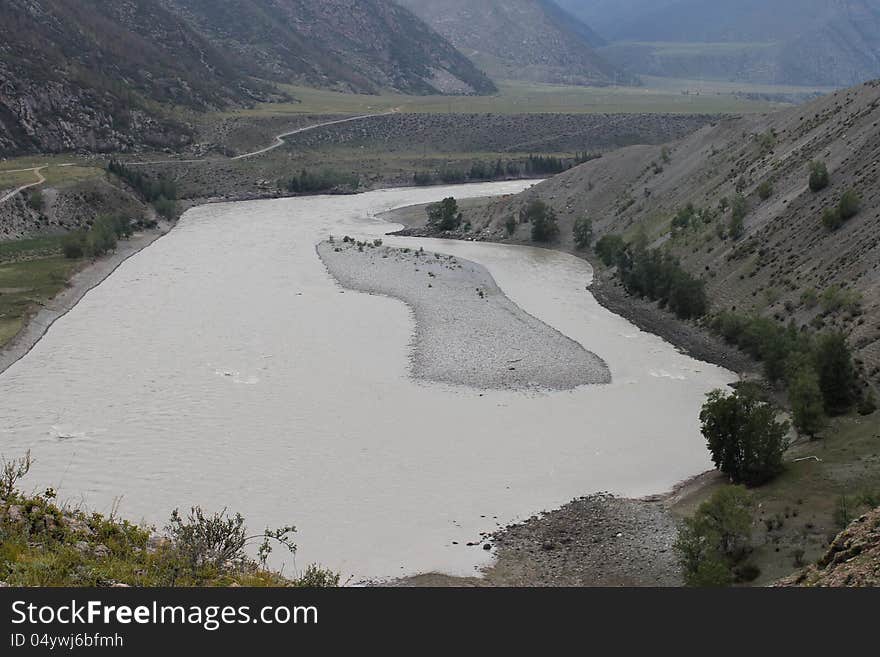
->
[483,543,492,551]
[67,518,93,536]
[6,505,23,523]
[74,541,91,554]
[146,535,169,554]
[92,544,111,559]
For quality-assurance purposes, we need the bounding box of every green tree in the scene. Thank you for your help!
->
[814,332,857,414]
[788,367,826,439]
[700,387,790,486]
[595,234,626,266]
[675,486,753,587]
[522,199,559,243]
[809,160,829,192]
[573,216,594,250]
[426,197,462,232]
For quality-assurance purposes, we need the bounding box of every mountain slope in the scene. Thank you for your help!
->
[396,0,630,86]
[0,0,264,154]
[164,0,496,95]
[568,0,880,87]
[0,0,496,156]
[471,80,880,383]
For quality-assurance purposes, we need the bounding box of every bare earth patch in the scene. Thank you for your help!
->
[317,240,610,391]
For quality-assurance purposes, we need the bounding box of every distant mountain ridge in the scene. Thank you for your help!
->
[396,0,632,86]
[556,0,880,87]
[0,0,495,156]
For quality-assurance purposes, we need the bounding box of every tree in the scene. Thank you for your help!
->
[675,486,753,587]
[594,234,626,266]
[809,160,829,192]
[700,387,790,486]
[426,197,462,232]
[814,332,857,414]
[788,367,826,439]
[521,199,559,242]
[573,216,593,250]
[757,181,773,200]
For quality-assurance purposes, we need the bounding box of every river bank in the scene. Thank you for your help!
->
[0,221,172,376]
[377,199,754,587]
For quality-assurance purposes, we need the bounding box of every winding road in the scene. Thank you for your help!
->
[126,111,394,167]
[0,166,47,205]
[0,111,392,206]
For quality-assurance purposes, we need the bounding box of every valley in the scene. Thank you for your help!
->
[1,1,878,591]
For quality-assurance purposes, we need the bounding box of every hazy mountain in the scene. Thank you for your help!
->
[0,0,496,155]
[557,0,880,87]
[396,0,632,86]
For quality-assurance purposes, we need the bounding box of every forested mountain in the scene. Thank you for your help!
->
[0,0,495,156]
[397,0,631,86]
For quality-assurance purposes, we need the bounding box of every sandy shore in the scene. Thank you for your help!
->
[0,222,172,376]
[317,239,610,391]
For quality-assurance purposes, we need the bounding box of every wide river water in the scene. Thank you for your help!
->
[0,181,735,580]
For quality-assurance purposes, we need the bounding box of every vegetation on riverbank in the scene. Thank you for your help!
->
[0,453,338,588]
[0,237,82,348]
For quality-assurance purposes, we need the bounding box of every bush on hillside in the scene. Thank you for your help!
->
[809,160,829,192]
[573,216,593,250]
[675,486,755,587]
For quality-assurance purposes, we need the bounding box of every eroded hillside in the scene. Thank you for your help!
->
[471,80,880,384]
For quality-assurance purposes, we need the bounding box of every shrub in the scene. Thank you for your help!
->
[728,194,748,239]
[426,197,462,231]
[809,161,829,192]
[700,387,790,486]
[62,231,86,259]
[286,169,358,194]
[675,486,753,587]
[595,234,626,266]
[757,181,773,200]
[837,189,861,221]
[505,216,517,236]
[413,172,434,186]
[166,506,296,571]
[26,188,45,212]
[573,216,593,250]
[153,196,177,220]
[822,207,842,231]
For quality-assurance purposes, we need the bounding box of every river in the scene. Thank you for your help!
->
[0,181,735,580]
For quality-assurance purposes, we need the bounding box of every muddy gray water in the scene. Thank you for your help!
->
[0,182,734,580]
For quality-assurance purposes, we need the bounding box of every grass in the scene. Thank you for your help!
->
[672,411,880,585]
[0,157,102,190]
[234,79,784,119]
[0,236,79,348]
